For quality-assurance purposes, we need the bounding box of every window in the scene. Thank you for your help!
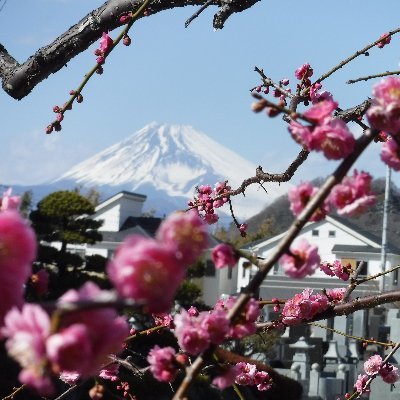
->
[242,266,247,278]
[228,267,233,280]
[328,230,336,237]
[273,262,279,275]
[312,229,319,237]
[356,261,368,276]
[204,260,216,277]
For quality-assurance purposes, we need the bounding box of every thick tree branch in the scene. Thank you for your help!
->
[0,0,259,100]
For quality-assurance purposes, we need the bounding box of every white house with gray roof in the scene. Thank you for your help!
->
[65,191,235,307]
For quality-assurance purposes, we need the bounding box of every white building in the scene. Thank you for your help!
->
[65,191,236,307]
[237,215,400,298]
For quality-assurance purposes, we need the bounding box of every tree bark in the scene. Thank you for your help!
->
[0,0,260,100]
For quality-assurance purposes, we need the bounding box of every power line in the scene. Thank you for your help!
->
[0,0,9,14]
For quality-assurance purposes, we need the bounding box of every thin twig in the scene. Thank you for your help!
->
[254,66,294,99]
[308,322,392,347]
[315,27,400,85]
[342,261,365,302]
[185,0,214,27]
[2,385,26,400]
[347,70,400,84]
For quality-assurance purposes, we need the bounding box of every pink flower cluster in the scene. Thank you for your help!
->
[381,139,400,171]
[212,362,272,391]
[320,260,351,281]
[0,208,37,326]
[188,181,231,224]
[329,170,376,216]
[363,354,399,383]
[289,99,355,160]
[367,77,400,135]
[279,238,320,279]
[234,362,273,391]
[174,297,260,355]
[281,289,330,326]
[211,243,238,269]
[147,346,179,382]
[288,182,329,221]
[2,282,129,395]
[107,210,208,313]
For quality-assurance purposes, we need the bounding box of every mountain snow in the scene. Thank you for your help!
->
[53,122,291,220]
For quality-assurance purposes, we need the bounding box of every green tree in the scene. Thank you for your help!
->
[30,191,103,272]
[19,190,33,218]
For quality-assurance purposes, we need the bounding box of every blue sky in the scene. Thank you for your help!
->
[1,0,400,188]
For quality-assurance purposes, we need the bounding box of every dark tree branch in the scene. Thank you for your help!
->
[0,0,260,100]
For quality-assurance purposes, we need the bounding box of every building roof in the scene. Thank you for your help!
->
[241,215,400,254]
[95,191,147,213]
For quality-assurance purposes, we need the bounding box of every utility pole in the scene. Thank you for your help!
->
[380,165,391,292]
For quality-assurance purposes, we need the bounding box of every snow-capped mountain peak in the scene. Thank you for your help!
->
[53,122,290,219]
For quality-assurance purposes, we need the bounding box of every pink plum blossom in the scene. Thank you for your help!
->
[325,288,346,303]
[212,243,237,269]
[279,239,320,279]
[99,32,113,53]
[235,362,257,386]
[381,139,400,170]
[310,119,355,160]
[215,296,260,339]
[288,182,329,221]
[0,188,21,211]
[364,354,382,376]
[156,210,209,266]
[309,83,333,104]
[98,363,119,381]
[174,309,210,355]
[281,289,329,325]
[147,346,178,382]
[303,100,338,124]
[354,374,370,394]
[2,304,53,395]
[53,282,129,377]
[30,268,50,297]
[380,364,400,384]
[107,235,184,313]
[329,170,376,216]
[212,365,241,389]
[254,370,273,391]
[0,210,37,271]
[288,120,313,148]
[295,63,313,80]
[367,77,400,134]
[331,260,350,281]
[200,309,230,344]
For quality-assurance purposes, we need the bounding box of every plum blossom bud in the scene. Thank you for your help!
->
[281,78,290,86]
[119,14,132,24]
[76,94,84,103]
[69,90,76,95]
[239,223,248,237]
[54,122,62,132]
[263,86,269,94]
[96,56,105,65]
[52,105,60,113]
[45,125,53,134]
[255,86,261,92]
[123,35,132,46]
[94,49,102,56]
[56,113,64,122]
[96,66,104,75]
[377,32,391,48]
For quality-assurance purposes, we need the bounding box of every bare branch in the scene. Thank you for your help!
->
[0,0,260,100]
[347,70,400,84]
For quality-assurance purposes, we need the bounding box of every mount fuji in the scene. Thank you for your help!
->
[50,122,291,220]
